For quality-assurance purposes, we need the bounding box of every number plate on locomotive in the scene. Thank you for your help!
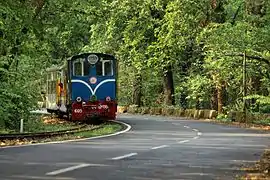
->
[74,109,83,113]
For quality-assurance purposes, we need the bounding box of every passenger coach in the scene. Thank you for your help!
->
[45,53,118,121]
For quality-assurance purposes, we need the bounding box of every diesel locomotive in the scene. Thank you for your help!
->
[45,53,118,121]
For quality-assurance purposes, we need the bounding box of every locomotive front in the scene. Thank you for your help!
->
[68,53,117,121]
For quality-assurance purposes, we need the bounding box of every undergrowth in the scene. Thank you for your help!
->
[0,114,77,133]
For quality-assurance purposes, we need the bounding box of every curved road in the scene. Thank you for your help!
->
[0,114,269,180]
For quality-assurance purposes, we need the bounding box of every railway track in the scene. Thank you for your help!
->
[0,124,102,141]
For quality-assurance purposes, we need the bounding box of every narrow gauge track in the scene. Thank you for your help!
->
[0,124,103,141]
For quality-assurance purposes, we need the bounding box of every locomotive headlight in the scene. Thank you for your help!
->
[76,96,82,102]
[88,54,98,64]
[106,96,111,101]
[90,95,97,102]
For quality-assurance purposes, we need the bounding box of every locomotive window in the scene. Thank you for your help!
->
[83,61,90,76]
[103,60,113,76]
[94,58,113,76]
[73,59,84,76]
[73,61,82,76]
[73,58,90,76]
[96,61,103,76]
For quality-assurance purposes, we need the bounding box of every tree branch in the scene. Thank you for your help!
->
[224,53,270,66]
[33,0,46,19]
[231,4,242,26]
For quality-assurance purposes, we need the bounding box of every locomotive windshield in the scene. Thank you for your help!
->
[96,59,113,76]
[72,56,114,76]
[73,58,89,76]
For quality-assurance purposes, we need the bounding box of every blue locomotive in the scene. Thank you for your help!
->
[45,53,118,121]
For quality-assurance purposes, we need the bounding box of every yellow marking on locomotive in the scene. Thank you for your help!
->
[56,79,61,105]
[63,77,67,103]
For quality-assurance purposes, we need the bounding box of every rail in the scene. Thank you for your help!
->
[0,125,102,141]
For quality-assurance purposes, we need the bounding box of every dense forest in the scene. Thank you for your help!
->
[1,0,270,129]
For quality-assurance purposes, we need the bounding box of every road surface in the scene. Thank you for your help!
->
[0,114,269,180]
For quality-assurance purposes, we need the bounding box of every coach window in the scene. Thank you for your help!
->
[103,60,113,76]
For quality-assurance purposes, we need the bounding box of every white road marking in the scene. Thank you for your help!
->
[202,133,270,137]
[192,129,199,132]
[197,132,202,136]
[180,173,210,176]
[178,140,190,143]
[232,160,257,163]
[193,136,199,139]
[151,145,169,150]
[184,126,190,128]
[46,164,91,176]
[11,175,75,180]
[25,162,109,167]
[111,153,138,160]
[188,165,212,169]
[25,162,83,166]
[0,120,131,149]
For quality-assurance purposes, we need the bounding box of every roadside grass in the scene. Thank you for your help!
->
[0,114,80,134]
[252,118,270,126]
[213,118,270,131]
[0,129,12,134]
[239,149,270,180]
[24,114,81,133]
[39,123,123,143]
[0,122,123,147]
[27,123,122,144]
[120,106,270,129]
[73,123,123,138]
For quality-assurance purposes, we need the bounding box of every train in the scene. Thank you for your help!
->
[45,52,118,121]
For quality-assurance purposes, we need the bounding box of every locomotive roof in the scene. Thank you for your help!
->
[68,52,116,61]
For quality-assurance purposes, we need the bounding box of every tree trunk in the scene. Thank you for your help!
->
[250,76,261,111]
[32,0,46,18]
[217,84,223,114]
[212,73,223,113]
[211,87,218,110]
[163,65,175,106]
[132,73,142,107]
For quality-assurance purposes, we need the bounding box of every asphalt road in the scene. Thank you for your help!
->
[0,114,269,180]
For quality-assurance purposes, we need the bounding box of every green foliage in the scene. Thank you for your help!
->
[0,0,101,131]
[245,94,270,113]
[216,113,230,122]
[174,74,213,109]
[246,94,270,105]
[1,0,270,131]
[253,118,270,126]
[23,115,77,133]
[74,123,122,138]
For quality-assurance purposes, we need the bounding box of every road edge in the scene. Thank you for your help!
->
[0,120,131,149]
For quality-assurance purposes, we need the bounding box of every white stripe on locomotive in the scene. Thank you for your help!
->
[71,79,115,95]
